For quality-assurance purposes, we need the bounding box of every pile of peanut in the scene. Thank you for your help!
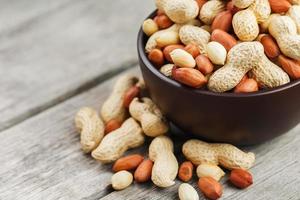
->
[143,0,300,93]
[74,75,256,200]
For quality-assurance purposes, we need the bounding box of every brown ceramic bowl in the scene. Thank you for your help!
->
[137,11,300,145]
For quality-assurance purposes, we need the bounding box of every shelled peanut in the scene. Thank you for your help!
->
[182,139,255,199]
[142,0,300,94]
[178,161,194,182]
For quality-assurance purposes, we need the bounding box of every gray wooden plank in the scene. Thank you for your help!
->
[0,67,141,200]
[0,66,299,199]
[0,0,154,131]
[0,0,72,35]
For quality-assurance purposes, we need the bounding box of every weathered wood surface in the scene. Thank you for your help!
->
[0,67,299,200]
[1,1,300,199]
[0,0,153,131]
[0,68,140,200]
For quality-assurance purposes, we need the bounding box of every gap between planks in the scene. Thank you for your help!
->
[0,60,138,133]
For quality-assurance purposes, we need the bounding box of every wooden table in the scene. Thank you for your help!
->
[0,1,299,199]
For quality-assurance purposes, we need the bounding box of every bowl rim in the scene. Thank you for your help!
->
[137,10,300,98]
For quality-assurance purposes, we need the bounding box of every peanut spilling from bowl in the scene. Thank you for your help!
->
[182,139,255,170]
[75,107,104,153]
[100,74,139,129]
[73,75,258,198]
[129,97,169,137]
[149,136,178,187]
[92,118,145,163]
[142,0,299,93]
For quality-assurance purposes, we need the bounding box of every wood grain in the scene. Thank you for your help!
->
[0,0,153,131]
[0,68,140,200]
[0,67,299,199]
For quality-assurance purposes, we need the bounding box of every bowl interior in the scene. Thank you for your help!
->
[137,10,300,98]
